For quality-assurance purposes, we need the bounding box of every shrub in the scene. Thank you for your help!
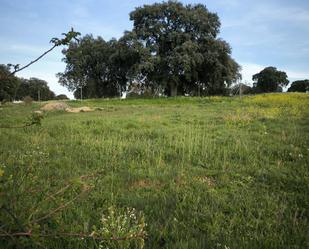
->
[55,94,69,100]
[23,96,33,105]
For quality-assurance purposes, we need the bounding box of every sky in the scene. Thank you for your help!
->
[1,0,308,98]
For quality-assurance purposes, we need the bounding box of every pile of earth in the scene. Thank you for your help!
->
[40,102,94,113]
[66,106,93,113]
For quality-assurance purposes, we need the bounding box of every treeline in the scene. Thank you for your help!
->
[58,1,241,98]
[230,66,309,95]
[58,1,309,98]
[1,1,308,101]
[0,65,68,102]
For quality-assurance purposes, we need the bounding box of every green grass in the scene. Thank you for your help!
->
[0,93,308,248]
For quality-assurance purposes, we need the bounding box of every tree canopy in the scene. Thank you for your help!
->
[16,78,56,101]
[58,1,240,97]
[130,1,240,96]
[0,65,20,101]
[287,80,309,92]
[58,33,146,99]
[0,64,56,102]
[252,67,289,93]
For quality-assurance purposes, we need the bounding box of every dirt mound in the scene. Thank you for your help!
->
[41,102,94,113]
[41,102,69,111]
[66,107,94,113]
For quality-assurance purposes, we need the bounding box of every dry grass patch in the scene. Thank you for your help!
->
[195,176,215,186]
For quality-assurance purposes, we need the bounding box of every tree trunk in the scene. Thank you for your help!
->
[170,82,177,97]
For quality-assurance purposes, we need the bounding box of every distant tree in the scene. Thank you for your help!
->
[230,83,252,95]
[108,32,150,96]
[23,95,33,105]
[276,86,283,93]
[58,33,146,98]
[252,67,289,93]
[58,35,114,98]
[55,94,69,100]
[0,65,21,102]
[287,80,309,92]
[58,3,240,97]
[16,78,55,101]
[130,1,240,96]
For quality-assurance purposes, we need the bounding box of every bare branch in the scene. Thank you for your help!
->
[9,45,57,76]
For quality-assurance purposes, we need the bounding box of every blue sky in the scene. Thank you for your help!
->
[1,0,308,98]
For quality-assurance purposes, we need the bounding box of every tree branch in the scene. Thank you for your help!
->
[9,45,57,76]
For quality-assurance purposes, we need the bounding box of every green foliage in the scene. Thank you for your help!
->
[23,95,33,105]
[0,112,44,128]
[288,79,309,92]
[129,1,240,96]
[0,93,308,248]
[0,65,20,101]
[58,34,144,99]
[0,65,56,102]
[252,67,289,93]
[55,94,69,100]
[26,112,44,126]
[17,77,55,101]
[50,28,81,47]
[58,2,240,98]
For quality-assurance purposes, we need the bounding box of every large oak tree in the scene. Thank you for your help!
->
[59,1,240,97]
[130,1,240,96]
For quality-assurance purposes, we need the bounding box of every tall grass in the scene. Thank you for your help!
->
[0,93,308,248]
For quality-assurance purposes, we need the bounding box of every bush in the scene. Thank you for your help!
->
[288,80,309,92]
[55,94,69,100]
[23,96,33,105]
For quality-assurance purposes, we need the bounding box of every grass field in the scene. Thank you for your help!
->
[0,93,308,248]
